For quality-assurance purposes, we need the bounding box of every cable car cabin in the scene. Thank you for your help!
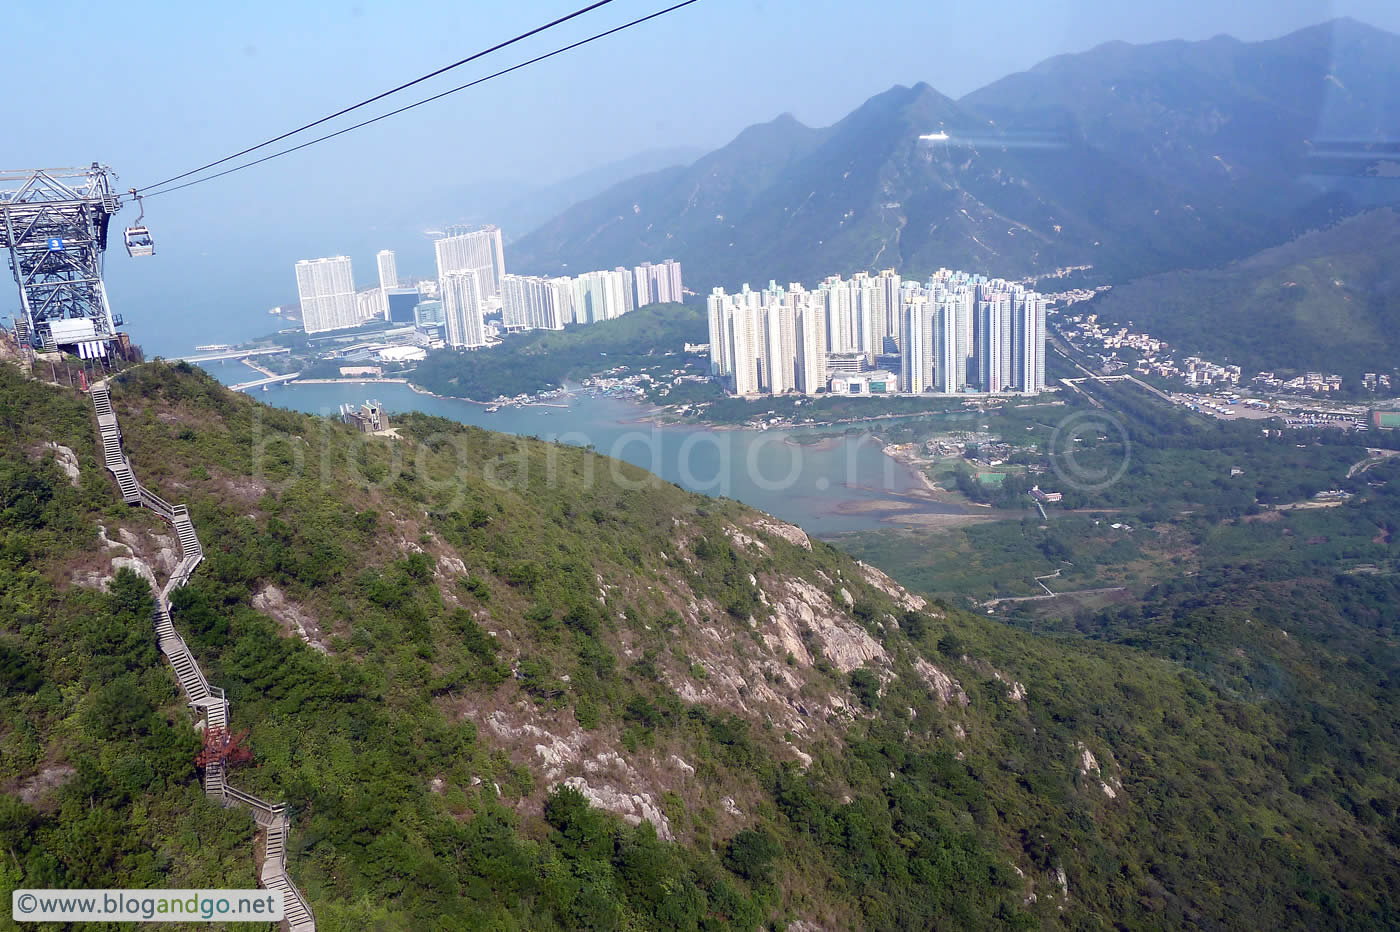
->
[124,226,154,257]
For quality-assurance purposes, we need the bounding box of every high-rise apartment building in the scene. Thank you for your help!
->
[706,286,730,377]
[376,249,399,291]
[1014,291,1046,392]
[878,269,902,348]
[976,296,1009,393]
[933,298,964,393]
[704,268,1045,398]
[501,273,566,331]
[726,303,760,395]
[762,302,796,394]
[900,300,934,393]
[795,300,827,395]
[356,286,387,323]
[435,226,505,301]
[295,256,358,334]
[442,269,487,349]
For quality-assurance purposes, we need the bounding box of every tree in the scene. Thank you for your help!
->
[723,828,781,884]
[195,727,254,770]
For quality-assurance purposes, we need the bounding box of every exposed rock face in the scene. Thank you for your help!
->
[760,605,815,668]
[752,518,811,550]
[988,668,1027,702]
[561,777,673,840]
[110,556,159,590]
[857,560,927,612]
[724,525,768,552]
[46,442,80,486]
[252,585,331,654]
[766,577,886,674]
[913,657,970,707]
[436,554,468,577]
[1076,740,1122,799]
[18,765,75,805]
[1077,743,1099,776]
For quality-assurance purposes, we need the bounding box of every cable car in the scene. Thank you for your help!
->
[124,192,154,257]
[124,226,154,257]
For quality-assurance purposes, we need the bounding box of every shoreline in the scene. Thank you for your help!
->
[880,442,984,508]
[281,377,495,406]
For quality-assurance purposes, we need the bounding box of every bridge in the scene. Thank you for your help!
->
[179,346,291,363]
[231,371,302,391]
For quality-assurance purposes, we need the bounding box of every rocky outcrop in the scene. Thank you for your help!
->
[253,585,330,654]
[109,556,159,590]
[17,764,75,805]
[765,576,886,674]
[46,442,80,486]
[1076,741,1122,799]
[858,560,927,612]
[913,657,969,707]
[560,777,673,840]
[724,525,769,552]
[752,518,811,550]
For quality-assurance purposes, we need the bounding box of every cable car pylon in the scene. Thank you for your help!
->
[0,164,142,357]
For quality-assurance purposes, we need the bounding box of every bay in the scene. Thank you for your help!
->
[199,358,968,536]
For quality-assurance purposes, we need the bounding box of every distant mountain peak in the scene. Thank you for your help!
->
[513,20,1400,287]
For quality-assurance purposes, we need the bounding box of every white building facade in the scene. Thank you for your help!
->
[296,256,359,334]
[706,268,1047,397]
[442,269,487,349]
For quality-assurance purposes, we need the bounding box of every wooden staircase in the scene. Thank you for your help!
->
[90,380,315,931]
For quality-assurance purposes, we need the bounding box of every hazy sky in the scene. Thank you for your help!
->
[5,0,1398,352]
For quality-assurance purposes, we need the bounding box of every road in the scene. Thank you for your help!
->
[980,585,1127,609]
[1347,448,1400,479]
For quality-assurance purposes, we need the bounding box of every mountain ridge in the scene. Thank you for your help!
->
[511,18,1398,289]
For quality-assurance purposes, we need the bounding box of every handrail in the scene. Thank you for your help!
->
[139,486,175,520]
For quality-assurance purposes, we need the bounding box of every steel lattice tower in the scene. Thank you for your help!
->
[1,164,124,353]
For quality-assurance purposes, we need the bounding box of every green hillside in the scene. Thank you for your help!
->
[2,361,1399,929]
[1090,208,1400,379]
[409,302,705,401]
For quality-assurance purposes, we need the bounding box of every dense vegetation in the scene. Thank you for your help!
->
[411,302,704,401]
[3,361,1399,929]
[836,381,1400,925]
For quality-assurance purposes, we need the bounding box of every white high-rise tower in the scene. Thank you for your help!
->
[442,269,487,348]
[435,227,505,302]
[295,256,358,334]
[900,300,934,393]
[376,250,399,291]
